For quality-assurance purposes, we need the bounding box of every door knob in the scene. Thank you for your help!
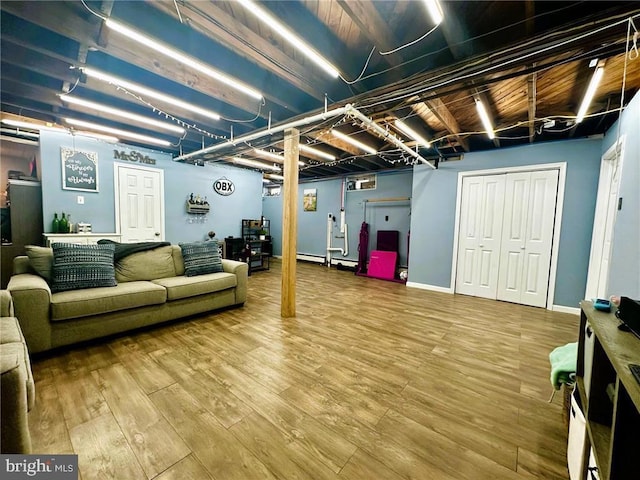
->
[155,232,160,236]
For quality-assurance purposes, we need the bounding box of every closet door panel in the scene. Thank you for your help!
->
[456,175,505,298]
[497,172,531,304]
[520,170,559,307]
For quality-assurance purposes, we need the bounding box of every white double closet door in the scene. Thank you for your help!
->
[456,169,559,308]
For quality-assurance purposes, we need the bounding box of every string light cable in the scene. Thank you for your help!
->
[379,24,439,56]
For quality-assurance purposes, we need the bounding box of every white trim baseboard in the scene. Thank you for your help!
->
[296,254,326,264]
[552,304,581,315]
[406,281,454,294]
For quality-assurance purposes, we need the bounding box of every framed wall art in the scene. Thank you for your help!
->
[61,147,98,192]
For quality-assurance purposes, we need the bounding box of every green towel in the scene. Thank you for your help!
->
[549,342,578,390]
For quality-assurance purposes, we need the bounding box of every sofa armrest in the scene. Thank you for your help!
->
[7,274,53,354]
[0,290,13,317]
[221,259,248,304]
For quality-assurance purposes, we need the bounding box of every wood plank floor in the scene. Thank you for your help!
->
[27,259,578,480]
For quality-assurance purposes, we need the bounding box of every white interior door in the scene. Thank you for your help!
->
[585,142,623,299]
[497,170,558,307]
[116,164,164,243]
[455,174,505,299]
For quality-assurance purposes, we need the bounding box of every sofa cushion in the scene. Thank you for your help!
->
[115,245,176,283]
[25,246,53,282]
[51,281,166,321]
[1,317,35,411]
[152,272,236,301]
[172,245,185,276]
[179,241,223,276]
[51,243,117,293]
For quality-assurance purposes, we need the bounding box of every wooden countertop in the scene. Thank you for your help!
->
[581,300,640,412]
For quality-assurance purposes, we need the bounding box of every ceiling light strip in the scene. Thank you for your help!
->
[60,95,185,134]
[253,148,284,162]
[330,129,377,155]
[236,0,340,78]
[576,66,604,123]
[252,148,305,166]
[394,120,431,147]
[475,99,495,140]
[300,144,336,161]
[105,19,263,100]
[81,67,221,121]
[423,0,444,25]
[2,118,119,143]
[65,118,170,146]
[232,157,281,171]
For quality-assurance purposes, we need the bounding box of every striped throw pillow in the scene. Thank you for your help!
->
[179,241,223,276]
[51,243,117,293]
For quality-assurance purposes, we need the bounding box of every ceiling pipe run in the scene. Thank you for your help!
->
[174,105,350,162]
[173,105,434,168]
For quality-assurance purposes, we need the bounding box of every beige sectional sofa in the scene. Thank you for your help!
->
[1,290,35,453]
[7,244,248,353]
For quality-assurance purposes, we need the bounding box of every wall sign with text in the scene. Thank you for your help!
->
[61,147,98,192]
[213,177,235,196]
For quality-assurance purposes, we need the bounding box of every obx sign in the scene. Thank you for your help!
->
[213,177,235,196]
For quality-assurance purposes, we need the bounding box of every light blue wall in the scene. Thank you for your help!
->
[409,138,603,308]
[262,170,413,265]
[602,91,640,298]
[39,131,263,243]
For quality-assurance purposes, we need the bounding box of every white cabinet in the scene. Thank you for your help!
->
[43,233,121,246]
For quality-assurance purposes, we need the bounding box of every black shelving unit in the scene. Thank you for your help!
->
[241,218,271,272]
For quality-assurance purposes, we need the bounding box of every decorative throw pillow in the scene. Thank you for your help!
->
[179,241,223,277]
[51,243,117,293]
[25,245,54,282]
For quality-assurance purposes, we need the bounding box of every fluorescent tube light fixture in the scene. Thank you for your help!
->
[60,95,185,134]
[253,148,284,162]
[266,174,285,180]
[475,99,495,140]
[576,65,604,123]
[394,120,431,148]
[300,144,336,161]
[105,19,263,101]
[64,118,170,146]
[81,67,221,121]
[2,118,119,142]
[331,129,377,155]
[236,0,340,78]
[231,157,282,171]
[252,148,304,166]
[423,0,444,25]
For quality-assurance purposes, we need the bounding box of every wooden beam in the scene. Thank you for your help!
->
[419,98,470,152]
[281,128,299,318]
[528,70,537,143]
